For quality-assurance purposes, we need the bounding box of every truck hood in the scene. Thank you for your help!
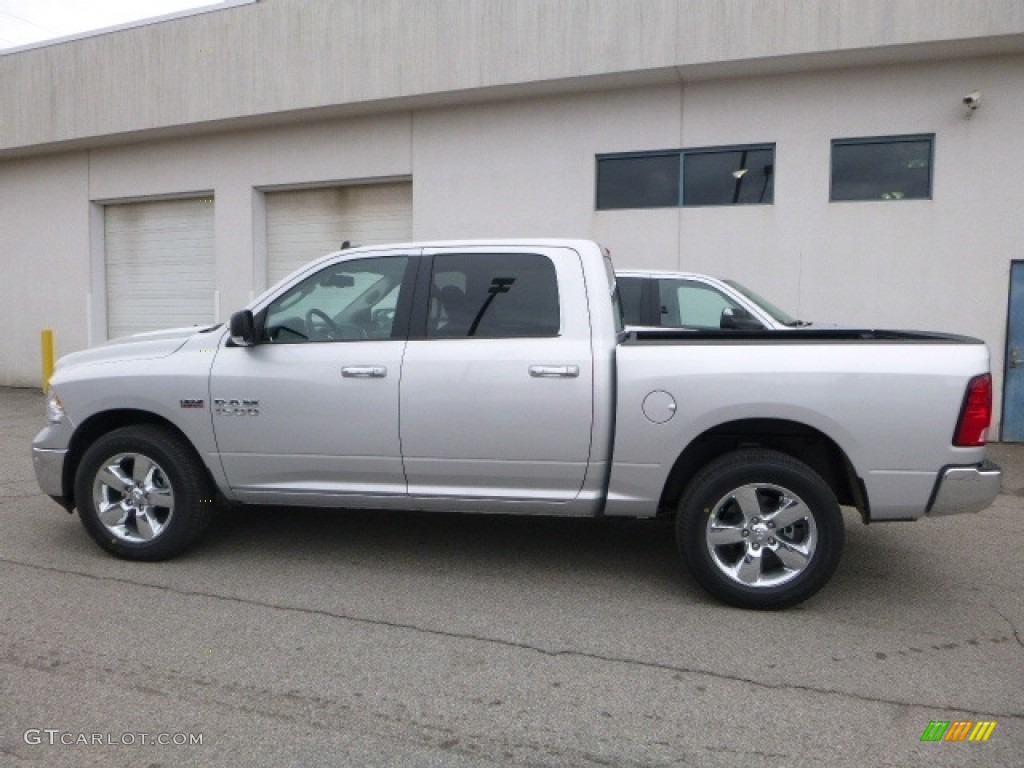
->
[55,325,218,371]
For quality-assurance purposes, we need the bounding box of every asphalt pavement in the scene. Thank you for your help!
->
[1,386,1021,767]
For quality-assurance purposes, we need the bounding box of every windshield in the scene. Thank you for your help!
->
[723,280,803,326]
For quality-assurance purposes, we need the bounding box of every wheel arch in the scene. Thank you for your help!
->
[658,418,868,522]
[62,409,214,510]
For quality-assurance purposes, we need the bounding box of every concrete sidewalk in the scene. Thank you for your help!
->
[4,384,1024,498]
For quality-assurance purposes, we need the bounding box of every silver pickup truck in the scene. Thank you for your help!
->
[32,239,1002,609]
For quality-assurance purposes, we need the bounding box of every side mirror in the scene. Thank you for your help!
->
[721,306,764,330]
[229,310,257,346]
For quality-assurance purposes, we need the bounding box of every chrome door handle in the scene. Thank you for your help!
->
[529,365,580,378]
[342,366,387,378]
[1011,347,1023,369]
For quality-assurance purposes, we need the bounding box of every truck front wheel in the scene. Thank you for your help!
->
[676,449,844,609]
[74,425,214,561]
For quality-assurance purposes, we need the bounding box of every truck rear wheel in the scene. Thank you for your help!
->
[676,449,844,609]
[74,425,214,561]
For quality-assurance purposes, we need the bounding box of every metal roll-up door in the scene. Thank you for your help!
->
[266,182,412,285]
[104,197,215,339]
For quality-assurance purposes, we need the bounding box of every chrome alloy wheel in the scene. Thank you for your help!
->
[92,452,175,543]
[704,482,818,589]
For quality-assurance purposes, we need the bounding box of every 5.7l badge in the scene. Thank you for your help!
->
[213,398,260,416]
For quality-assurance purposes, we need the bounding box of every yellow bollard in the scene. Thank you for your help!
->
[41,329,55,394]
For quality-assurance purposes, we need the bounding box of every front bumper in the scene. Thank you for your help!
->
[32,422,73,508]
[32,446,67,499]
[927,460,1002,516]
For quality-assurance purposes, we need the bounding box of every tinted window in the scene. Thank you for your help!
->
[263,256,410,343]
[596,154,680,209]
[683,147,774,206]
[830,136,933,201]
[428,253,560,338]
[617,276,646,325]
[597,145,774,209]
[723,279,798,326]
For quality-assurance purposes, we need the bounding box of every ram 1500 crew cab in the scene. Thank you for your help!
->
[32,240,1002,608]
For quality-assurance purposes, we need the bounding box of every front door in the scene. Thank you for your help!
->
[210,253,415,502]
[1002,261,1024,441]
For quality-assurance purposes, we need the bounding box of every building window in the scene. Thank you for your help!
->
[683,147,774,206]
[596,153,680,209]
[830,135,934,201]
[596,145,774,210]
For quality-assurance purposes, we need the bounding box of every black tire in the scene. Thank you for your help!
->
[676,449,844,609]
[74,425,214,561]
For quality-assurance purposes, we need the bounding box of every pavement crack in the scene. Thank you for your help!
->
[3,556,1021,722]
[990,603,1024,649]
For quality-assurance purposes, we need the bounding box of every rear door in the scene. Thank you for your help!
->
[400,246,594,502]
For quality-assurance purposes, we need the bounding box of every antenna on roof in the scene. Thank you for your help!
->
[340,240,351,250]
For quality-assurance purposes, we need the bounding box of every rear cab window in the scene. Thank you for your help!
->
[426,252,561,338]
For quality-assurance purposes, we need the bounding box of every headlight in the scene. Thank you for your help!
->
[46,391,65,424]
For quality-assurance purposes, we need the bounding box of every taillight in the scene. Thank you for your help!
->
[953,374,992,447]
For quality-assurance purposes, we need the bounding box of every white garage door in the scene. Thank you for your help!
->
[105,198,215,340]
[266,182,412,285]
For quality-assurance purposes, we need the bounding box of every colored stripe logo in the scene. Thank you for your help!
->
[920,720,997,742]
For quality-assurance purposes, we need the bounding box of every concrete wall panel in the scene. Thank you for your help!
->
[413,86,683,243]
[2,0,1022,155]
[0,153,90,387]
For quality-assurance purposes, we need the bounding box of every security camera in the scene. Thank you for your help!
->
[963,90,982,109]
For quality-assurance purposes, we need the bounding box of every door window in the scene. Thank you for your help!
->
[263,256,411,343]
[659,279,752,329]
[616,276,646,326]
[427,253,560,338]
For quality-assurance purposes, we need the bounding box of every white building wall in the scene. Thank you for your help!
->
[674,54,1024,340]
[0,153,91,387]
[85,114,414,322]
[5,0,1021,155]
[413,85,684,242]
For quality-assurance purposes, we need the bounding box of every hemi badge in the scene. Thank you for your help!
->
[180,399,205,409]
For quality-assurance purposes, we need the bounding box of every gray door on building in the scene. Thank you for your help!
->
[1002,261,1024,441]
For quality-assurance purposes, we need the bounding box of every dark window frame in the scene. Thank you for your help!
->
[595,143,776,211]
[594,150,681,210]
[681,145,776,208]
[829,134,935,203]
